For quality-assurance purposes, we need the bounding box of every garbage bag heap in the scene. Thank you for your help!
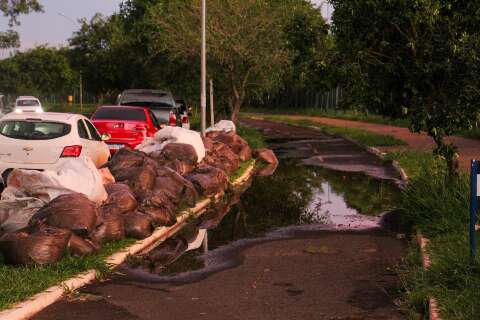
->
[0,127,278,265]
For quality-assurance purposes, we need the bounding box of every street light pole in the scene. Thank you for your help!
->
[200,0,207,137]
[79,72,83,114]
[209,79,214,127]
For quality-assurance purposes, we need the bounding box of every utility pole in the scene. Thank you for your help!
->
[200,0,207,137]
[79,72,83,114]
[209,79,214,127]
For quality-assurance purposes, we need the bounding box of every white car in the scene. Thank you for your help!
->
[15,96,43,114]
[0,112,110,185]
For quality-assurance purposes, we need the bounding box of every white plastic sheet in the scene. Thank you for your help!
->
[135,126,206,163]
[0,197,45,232]
[206,120,236,133]
[2,157,107,204]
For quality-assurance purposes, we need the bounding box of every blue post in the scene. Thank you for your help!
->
[470,160,478,259]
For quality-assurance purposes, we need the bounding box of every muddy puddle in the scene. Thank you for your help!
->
[120,158,400,283]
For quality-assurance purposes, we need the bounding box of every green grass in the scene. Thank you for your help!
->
[258,115,406,147]
[384,150,442,179]
[237,123,267,149]
[229,159,256,183]
[242,107,411,127]
[387,149,480,319]
[0,239,135,310]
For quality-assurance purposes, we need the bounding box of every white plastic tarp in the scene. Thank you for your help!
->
[135,126,206,163]
[0,197,45,232]
[2,157,107,204]
[206,120,236,133]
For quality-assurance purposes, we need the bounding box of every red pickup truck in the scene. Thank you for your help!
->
[91,106,160,153]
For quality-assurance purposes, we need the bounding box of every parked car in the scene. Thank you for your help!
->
[0,112,110,186]
[175,98,192,129]
[117,89,182,127]
[14,96,43,114]
[91,106,160,153]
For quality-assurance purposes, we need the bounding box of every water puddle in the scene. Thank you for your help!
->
[121,159,399,282]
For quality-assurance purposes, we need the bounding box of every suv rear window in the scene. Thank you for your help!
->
[17,100,39,107]
[0,120,71,140]
[93,108,147,121]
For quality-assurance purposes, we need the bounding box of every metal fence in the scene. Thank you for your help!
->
[254,87,345,111]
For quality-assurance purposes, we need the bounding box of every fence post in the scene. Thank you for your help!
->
[470,160,478,259]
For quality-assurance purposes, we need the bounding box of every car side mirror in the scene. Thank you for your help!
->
[101,133,111,141]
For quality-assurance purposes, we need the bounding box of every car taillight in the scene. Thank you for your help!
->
[182,115,189,124]
[169,111,177,126]
[61,145,82,158]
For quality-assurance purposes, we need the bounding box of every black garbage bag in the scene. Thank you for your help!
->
[104,187,138,214]
[91,211,125,245]
[105,183,131,195]
[31,193,98,237]
[186,165,229,197]
[108,148,146,175]
[153,143,198,166]
[155,166,198,207]
[0,227,71,265]
[127,163,157,198]
[139,190,177,227]
[67,234,97,257]
[124,211,154,239]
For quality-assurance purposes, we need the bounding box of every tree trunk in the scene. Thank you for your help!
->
[433,134,459,177]
[231,96,242,123]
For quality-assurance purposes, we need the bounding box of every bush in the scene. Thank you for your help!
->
[399,165,469,237]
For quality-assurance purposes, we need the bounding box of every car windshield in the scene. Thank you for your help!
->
[0,120,71,140]
[17,100,39,107]
[92,107,147,121]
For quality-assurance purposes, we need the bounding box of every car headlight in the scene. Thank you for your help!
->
[14,109,23,113]
[35,108,43,113]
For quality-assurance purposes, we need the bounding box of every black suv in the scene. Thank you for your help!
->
[117,89,182,127]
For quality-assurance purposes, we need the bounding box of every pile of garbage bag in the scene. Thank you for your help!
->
[0,123,278,265]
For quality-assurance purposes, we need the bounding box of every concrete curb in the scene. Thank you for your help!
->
[417,233,442,320]
[0,162,257,320]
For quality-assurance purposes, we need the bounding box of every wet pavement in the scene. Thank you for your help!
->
[34,119,406,320]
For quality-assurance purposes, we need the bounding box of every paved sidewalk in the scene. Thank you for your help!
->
[273,115,480,170]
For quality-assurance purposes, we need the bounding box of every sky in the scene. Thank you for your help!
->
[0,0,333,57]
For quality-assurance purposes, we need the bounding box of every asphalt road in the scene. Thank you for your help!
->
[34,119,406,320]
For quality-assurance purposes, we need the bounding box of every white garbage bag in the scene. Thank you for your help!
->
[0,197,45,232]
[135,126,206,163]
[206,120,236,133]
[2,157,108,204]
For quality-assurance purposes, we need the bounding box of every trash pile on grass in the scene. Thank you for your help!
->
[0,122,278,266]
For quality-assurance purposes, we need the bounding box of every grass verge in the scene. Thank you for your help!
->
[388,150,480,319]
[237,123,267,149]
[255,114,406,147]
[242,108,411,128]
[0,238,135,310]
[230,159,256,183]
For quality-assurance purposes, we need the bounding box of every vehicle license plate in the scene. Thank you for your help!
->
[108,144,124,150]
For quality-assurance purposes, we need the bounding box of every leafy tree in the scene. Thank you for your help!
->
[147,0,291,121]
[0,0,43,48]
[331,0,480,174]
[0,46,75,97]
